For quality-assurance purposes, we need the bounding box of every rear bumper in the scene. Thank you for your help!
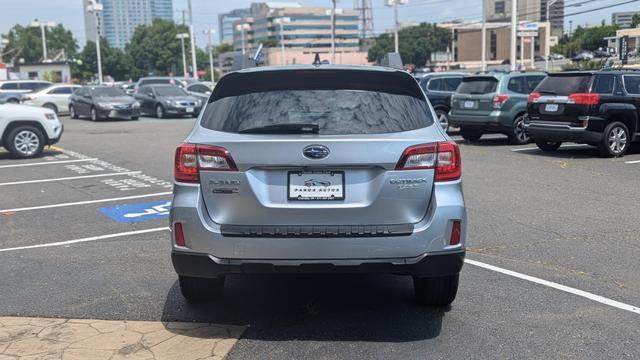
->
[524,122,602,143]
[172,250,465,278]
[449,112,511,130]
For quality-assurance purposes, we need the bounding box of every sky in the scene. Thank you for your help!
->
[1,0,639,49]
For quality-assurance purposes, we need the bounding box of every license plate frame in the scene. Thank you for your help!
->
[186,107,194,113]
[544,104,559,112]
[463,100,476,109]
[288,171,345,201]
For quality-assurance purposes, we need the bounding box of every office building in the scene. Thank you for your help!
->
[484,0,563,38]
[612,11,640,28]
[83,0,174,49]
[218,7,252,44]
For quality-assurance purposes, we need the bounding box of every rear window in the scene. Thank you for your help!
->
[457,77,498,94]
[201,90,433,135]
[1,82,18,90]
[534,74,592,96]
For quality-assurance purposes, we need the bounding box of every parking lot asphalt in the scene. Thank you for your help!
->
[0,115,639,359]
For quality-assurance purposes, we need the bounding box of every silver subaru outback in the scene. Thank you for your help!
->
[170,65,466,306]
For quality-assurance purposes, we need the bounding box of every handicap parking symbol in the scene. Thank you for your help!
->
[98,200,172,223]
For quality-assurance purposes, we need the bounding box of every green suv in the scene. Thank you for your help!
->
[449,72,546,144]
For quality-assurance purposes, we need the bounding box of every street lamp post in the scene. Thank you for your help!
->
[481,0,486,71]
[510,0,517,71]
[30,20,56,61]
[384,0,407,54]
[330,0,337,63]
[203,28,216,83]
[545,0,558,72]
[176,33,189,78]
[274,17,291,66]
[187,0,198,80]
[236,24,250,55]
[86,1,103,84]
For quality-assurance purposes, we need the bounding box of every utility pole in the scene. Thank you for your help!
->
[204,28,215,83]
[87,1,103,84]
[176,33,189,77]
[187,0,198,80]
[545,0,557,71]
[510,0,517,71]
[331,0,336,63]
[274,18,291,66]
[393,0,399,53]
[237,24,249,54]
[481,0,486,72]
[30,20,56,61]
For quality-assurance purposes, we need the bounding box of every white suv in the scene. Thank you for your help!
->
[0,104,63,158]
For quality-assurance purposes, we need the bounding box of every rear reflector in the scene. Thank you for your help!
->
[174,223,186,246]
[174,143,237,183]
[396,141,461,182]
[450,220,461,245]
[568,93,599,105]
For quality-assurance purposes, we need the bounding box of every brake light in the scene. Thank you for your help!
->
[174,143,237,183]
[450,220,461,245]
[492,94,509,108]
[568,93,599,105]
[528,92,541,103]
[174,223,186,246]
[395,141,461,182]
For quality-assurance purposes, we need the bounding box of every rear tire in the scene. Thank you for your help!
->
[413,274,459,307]
[69,105,78,119]
[179,275,225,302]
[599,121,630,157]
[435,109,450,133]
[534,139,562,152]
[6,125,45,159]
[460,127,483,142]
[508,114,530,145]
[131,116,139,120]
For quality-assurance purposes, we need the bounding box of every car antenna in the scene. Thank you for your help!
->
[312,53,322,66]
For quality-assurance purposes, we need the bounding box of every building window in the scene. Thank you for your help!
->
[28,72,38,79]
[495,1,505,14]
[490,31,497,60]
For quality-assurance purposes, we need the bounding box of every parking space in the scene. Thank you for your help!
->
[0,116,639,358]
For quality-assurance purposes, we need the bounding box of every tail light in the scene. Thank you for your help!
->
[396,141,461,182]
[450,220,461,245]
[174,143,237,183]
[174,223,186,246]
[568,93,599,105]
[492,94,509,109]
[528,92,541,103]
[22,95,34,101]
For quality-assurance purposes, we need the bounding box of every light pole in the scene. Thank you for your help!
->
[203,28,216,83]
[274,17,291,66]
[176,33,189,78]
[385,0,407,54]
[510,0,517,71]
[481,0,486,71]
[87,0,103,84]
[187,0,198,80]
[30,20,56,61]
[330,0,337,63]
[545,0,558,71]
[236,24,250,55]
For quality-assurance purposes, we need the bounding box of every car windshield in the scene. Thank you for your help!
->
[155,87,187,96]
[201,90,434,135]
[457,77,499,94]
[534,74,592,96]
[91,87,125,97]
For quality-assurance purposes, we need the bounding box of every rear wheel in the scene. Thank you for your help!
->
[599,122,630,157]
[435,109,450,133]
[179,275,225,302]
[69,105,78,119]
[508,114,530,145]
[460,127,483,142]
[534,139,562,152]
[6,125,45,158]
[413,274,459,307]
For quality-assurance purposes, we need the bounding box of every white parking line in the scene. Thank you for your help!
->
[0,171,141,186]
[465,259,640,315]
[0,158,99,169]
[624,159,640,164]
[0,227,170,253]
[511,144,589,152]
[0,191,173,213]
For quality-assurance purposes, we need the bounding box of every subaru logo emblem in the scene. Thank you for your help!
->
[303,145,330,159]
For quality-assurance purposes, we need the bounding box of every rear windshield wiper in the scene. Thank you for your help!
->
[538,90,557,95]
[238,123,320,134]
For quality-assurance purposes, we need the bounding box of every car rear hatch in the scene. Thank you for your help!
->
[527,72,595,125]
[450,75,500,117]
[181,68,457,228]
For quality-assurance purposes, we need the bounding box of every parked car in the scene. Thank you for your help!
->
[449,72,546,144]
[121,83,136,95]
[0,81,53,104]
[69,86,140,121]
[526,70,640,157]
[134,76,194,93]
[134,84,202,118]
[418,72,467,132]
[185,81,213,102]
[572,52,594,62]
[0,103,63,158]
[21,84,80,115]
[170,65,466,306]
[550,53,565,60]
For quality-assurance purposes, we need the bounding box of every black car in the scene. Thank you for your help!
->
[418,72,466,132]
[69,86,140,121]
[134,85,202,118]
[526,70,640,157]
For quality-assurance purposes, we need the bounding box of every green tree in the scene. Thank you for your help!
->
[631,13,640,28]
[3,23,77,63]
[74,39,133,82]
[368,23,450,66]
[552,24,618,57]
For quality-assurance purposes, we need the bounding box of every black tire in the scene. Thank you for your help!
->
[435,109,450,133]
[131,116,139,120]
[534,139,562,152]
[7,98,19,104]
[155,104,165,119]
[69,105,79,119]
[43,103,58,114]
[599,121,630,157]
[90,107,99,121]
[5,125,45,159]
[508,114,530,145]
[460,127,483,142]
[413,274,459,307]
[179,275,225,302]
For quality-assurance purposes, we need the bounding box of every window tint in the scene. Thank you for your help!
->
[91,87,125,97]
[20,83,43,91]
[49,87,74,94]
[534,75,592,95]
[457,77,498,94]
[155,86,187,96]
[427,79,443,91]
[593,74,615,94]
[139,79,171,87]
[201,90,434,135]
[507,77,527,94]
[1,82,18,90]
[623,75,640,95]
[189,84,210,93]
[443,77,463,92]
[526,76,545,92]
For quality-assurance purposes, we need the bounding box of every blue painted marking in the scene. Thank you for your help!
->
[98,200,172,223]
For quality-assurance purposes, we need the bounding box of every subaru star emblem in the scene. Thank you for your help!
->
[303,145,330,159]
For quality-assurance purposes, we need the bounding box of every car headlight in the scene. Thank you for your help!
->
[97,102,113,109]
[44,113,57,120]
[133,101,140,108]
[196,99,202,106]
[165,100,172,105]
